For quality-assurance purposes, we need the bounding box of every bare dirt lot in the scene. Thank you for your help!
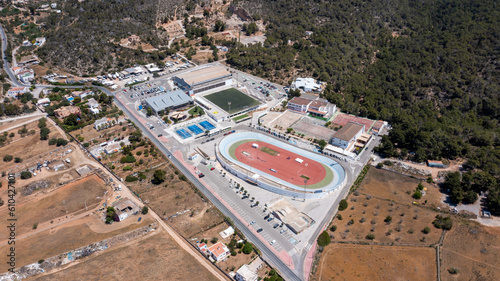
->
[0,214,154,272]
[358,168,443,208]
[33,228,220,281]
[0,174,107,239]
[315,244,436,281]
[441,221,500,281]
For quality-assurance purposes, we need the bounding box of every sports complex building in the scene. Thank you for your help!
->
[174,65,233,95]
[216,131,346,199]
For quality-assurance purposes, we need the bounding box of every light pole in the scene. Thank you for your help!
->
[228,101,231,114]
[304,179,307,202]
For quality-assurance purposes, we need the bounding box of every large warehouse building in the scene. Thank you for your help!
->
[174,65,232,95]
[144,90,193,114]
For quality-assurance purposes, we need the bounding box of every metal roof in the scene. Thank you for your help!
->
[145,90,192,112]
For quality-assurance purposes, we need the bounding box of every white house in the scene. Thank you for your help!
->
[37,98,51,106]
[292,77,323,92]
[287,97,311,113]
[235,265,258,281]
[207,242,230,262]
[87,98,99,109]
[34,37,46,46]
[330,122,365,151]
[7,87,29,98]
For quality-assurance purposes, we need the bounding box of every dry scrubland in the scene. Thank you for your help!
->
[313,167,500,281]
[29,228,217,281]
[317,244,436,281]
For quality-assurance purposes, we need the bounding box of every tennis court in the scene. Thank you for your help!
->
[187,124,204,135]
[199,121,215,130]
[176,129,192,139]
[204,88,260,114]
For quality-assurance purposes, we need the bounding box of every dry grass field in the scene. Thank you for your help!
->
[0,175,107,239]
[0,214,154,272]
[32,228,220,281]
[313,167,500,281]
[315,244,436,281]
[0,120,64,171]
[441,221,500,281]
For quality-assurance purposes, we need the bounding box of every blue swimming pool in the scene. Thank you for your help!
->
[176,129,192,139]
[199,121,215,131]
[67,97,74,101]
[188,124,204,135]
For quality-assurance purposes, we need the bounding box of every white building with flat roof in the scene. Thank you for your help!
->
[235,265,258,281]
[292,77,323,92]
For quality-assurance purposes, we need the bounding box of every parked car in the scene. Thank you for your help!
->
[273,223,280,229]
[198,173,205,178]
[257,228,263,233]
[210,167,215,171]
[270,240,276,245]
[267,217,274,222]
[138,217,142,222]
[250,221,256,225]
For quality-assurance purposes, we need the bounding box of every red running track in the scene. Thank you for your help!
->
[234,141,326,186]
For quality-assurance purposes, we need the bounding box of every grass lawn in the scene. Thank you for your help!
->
[204,88,260,114]
[233,114,250,122]
[259,146,279,156]
[188,106,204,117]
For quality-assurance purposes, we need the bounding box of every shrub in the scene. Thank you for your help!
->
[338,199,348,211]
[376,163,384,168]
[141,206,149,214]
[330,225,337,232]
[448,267,459,274]
[38,259,44,264]
[242,242,253,254]
[3,155,13,162]
[422,226,431,234]
[120,155,136,163]
[48,137,57,145]
[56,138,68,146]
[412,190,423,199]
[337,214,343,220]
[20,171,32,179]
[123,165,133,171]
[432,215,453,230]
[366,233,375,240]
[14,157,22,163]
[125,175,138,182]
[384,216,392,224]
[152,169,167,184]
[317,231,331,246]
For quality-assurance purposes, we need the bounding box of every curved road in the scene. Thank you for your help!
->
[0,28,362,278]
[0,24,30,87]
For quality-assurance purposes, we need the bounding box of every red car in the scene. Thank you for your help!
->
[210,167,215,171]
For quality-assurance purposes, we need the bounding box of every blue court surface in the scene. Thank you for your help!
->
[176,129,192,139]
[188,125,204,135]
[199,121,215,131]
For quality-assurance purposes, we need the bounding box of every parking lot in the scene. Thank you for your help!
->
[195,162,296,254]
[124,82,172,101]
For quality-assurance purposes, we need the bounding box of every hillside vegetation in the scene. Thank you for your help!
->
[227,0,500,213]
[34,0,183,75]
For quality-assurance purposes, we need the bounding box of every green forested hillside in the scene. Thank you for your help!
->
[227,0,500,213]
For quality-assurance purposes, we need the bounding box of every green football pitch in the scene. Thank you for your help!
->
[204,88,260,114]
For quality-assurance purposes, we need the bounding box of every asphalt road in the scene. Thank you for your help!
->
[0,24,29,87]
[0,51,375,279]
[111,94,303,281]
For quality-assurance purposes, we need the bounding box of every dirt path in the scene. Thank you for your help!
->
[441,247,500,270]
[386,159,462,179]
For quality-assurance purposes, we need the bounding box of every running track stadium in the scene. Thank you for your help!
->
[216,131,346,199]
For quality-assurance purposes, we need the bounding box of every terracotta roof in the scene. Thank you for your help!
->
[289,97,311,106]
[309,100,328,108]
[333,122,364,142]
[373,120,384,130]
[208,242,229,258]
